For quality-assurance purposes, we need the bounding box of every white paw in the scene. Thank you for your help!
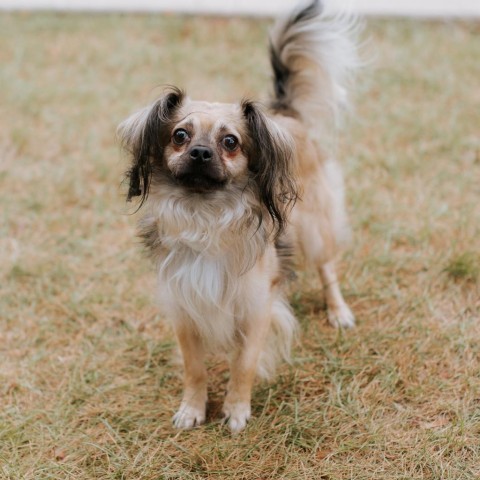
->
[328,303,355,329]
[222,402,251,433]
[172,403,206,429]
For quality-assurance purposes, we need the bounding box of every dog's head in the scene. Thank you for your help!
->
[118,87,297,236]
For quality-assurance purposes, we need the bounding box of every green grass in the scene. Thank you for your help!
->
[1,12,479,479]
[444,252,479,282]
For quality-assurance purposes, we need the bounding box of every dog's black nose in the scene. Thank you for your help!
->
[189,146,213,162]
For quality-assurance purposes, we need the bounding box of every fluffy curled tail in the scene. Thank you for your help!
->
[269,0,359,130]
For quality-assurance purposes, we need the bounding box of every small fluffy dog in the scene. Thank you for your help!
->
[119,0,358,432]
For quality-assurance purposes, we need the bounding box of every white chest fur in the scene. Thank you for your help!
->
[146,188,268,351]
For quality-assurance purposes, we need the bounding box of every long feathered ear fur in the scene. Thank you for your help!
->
[242,100,298,238]
[118,87,184,206]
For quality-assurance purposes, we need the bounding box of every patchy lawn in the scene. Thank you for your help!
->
[0,12,479,479]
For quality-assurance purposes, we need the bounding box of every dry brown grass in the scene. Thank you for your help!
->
[0,12,479,479]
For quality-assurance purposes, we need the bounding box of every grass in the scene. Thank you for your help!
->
[0,11,479,480]
[444,252,480,282]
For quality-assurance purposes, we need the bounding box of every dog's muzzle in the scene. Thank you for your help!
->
[175,145,227,192]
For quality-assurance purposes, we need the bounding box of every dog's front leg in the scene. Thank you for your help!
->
[172,323,208,429]
[223,309,271,433]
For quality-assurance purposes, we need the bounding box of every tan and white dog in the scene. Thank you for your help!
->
[119,0,359,433]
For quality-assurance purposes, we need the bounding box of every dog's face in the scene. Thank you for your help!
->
[164,100,249,193]
[119,87,297,236]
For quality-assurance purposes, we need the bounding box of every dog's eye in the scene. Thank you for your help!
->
[172,129,189,145]
[222,135,239,152]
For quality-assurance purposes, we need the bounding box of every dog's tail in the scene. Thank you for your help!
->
[269,0,359,131]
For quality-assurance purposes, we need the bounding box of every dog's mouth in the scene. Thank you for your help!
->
[171,152,229,193]
[174,171,227,193]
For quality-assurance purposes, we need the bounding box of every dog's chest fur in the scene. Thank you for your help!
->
[139,188,270,350]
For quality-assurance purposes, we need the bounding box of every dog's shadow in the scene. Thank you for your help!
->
[290,288,328,322]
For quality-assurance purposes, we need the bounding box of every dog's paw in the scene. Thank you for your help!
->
[172,403,206,430]
[328,303,355,329]
[222,401,251,434]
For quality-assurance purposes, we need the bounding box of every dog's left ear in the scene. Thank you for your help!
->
[242,100,297,238]
[118,87,184,207]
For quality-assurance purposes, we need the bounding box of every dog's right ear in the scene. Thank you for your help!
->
[118,87,184,206]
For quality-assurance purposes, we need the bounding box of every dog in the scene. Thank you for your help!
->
[118,0,358,433]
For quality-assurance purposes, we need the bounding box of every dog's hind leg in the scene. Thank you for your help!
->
[172,324,208,429]
[319,260,355,329]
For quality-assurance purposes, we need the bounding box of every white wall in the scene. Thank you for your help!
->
[1,0,479,17]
